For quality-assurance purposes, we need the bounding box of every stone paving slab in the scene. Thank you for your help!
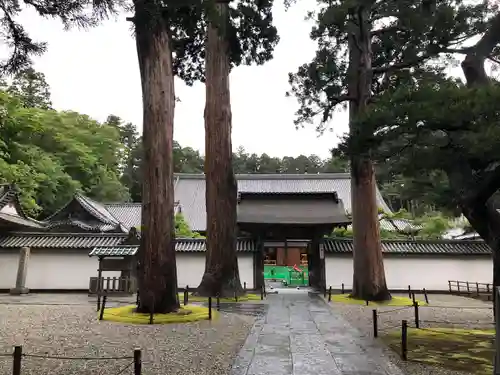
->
[230,291,404,375]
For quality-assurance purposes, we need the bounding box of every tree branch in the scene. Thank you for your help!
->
[472,162,500,205]
[462,12,500,86]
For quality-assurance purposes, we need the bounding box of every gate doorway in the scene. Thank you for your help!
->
[263,241,310,287]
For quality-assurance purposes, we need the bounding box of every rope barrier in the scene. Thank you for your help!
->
[113,361,134,375]
[419,327,494,339]
[22,353,134,360]
[377,306,413,314]
[379,322,410,332]
[420,319,494,325]
[419,305,493,310]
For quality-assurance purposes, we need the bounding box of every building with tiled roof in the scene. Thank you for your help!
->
[0,175,492,293]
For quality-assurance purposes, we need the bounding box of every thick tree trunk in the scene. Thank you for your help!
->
[134,1,179,313]
[459,200,500,293]
[348,2,390,301]
[195,1,243,298]
[351,158,391,300]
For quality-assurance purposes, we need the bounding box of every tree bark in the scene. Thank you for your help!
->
[454,10,500,308]
[348,2,390,301]
[195,0,243,297]
[134,0,179,313]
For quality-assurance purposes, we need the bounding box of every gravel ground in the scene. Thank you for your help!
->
[0,303,256,375]
[326,293,493,375]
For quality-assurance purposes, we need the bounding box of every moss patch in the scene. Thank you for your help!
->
[179,293,261,303]
[102,304,216,324]
[330,294,426,306]
[382,328,494,374]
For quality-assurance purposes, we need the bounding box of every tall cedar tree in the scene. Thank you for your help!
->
[287,0,493,300]
[348,10,500,303]
[347,2,390,301]
[197,1,240,297]
[168,0,278,297]
[129,0,180,313]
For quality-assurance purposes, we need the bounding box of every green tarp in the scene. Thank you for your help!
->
[264,265,309,286]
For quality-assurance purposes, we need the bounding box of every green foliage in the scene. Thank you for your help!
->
[352,80,500,211]
[0,90,129,216]
[331,211,452,239]
[175,213,203,238]
[168,0,280,85]
[287,0,494,130]
[3,68,52,109]
[414,213,452,239]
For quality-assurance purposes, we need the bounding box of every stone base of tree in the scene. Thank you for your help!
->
[9,287,29,295]
[350,290,392,302]
[194,274,245,298]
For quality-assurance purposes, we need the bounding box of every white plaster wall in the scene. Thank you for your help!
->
[176,253,254,290]
[0,251,20,289]
[325,255,492,291]
[0,250,118,290]
[0,251,255,291]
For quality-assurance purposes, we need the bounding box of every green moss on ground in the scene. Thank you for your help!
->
[330,294,426,306]
[102,304,215,324]
[382,327,494,374]
[178,293,261,303]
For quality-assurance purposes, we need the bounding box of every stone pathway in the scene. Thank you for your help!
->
[231,292,403,375]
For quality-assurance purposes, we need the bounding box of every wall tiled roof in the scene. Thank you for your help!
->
[174,238,257,252]
[323,238,491,255]
[90,245,139,257]
[174,173,391,231]
[0,232,127,249]
[89,238,257,256]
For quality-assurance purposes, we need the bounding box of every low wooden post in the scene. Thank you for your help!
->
[149,311,154,325]
[328,286,332,302]
[234,291,238,302]
[365,300,369,306]
[260,286,264,300]
[494,287,500,375]
[136,290,140,307]
[99,296,107,321]
[448,280,452,294]
[401,320,408,360]
[341,283,345,294]
[423,288,429,304]
[466,281,470,295]
[476,282,480,297]
[243,282,246,291]
[208,297,212,320]
[457,281,461,294]
[184,287,188,306]
[372,309,378,338]
[216,295,220,311]
[408,285,411,299]
[414,301,420,328]
[13,345,22,375]
[133,349,142,375]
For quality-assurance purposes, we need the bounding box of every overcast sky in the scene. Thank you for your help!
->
[16,2,348,159]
